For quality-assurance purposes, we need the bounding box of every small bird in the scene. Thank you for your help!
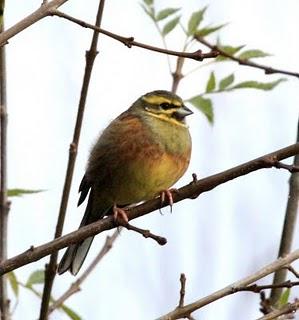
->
[58,90,193,275]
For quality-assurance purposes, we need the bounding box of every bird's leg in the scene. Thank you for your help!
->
[113,204,129,224]
[160,188,178,213]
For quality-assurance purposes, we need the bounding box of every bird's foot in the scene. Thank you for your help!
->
[160,188,178,213]
[113,204,129,224]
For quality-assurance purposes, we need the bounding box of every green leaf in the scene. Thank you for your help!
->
[206,71,216,93]
[216,45,245,61]
[195,24,226,37]
[22,282,42,299]
[162,16,180,36]
[7,272,19,297]
[187,7,207,36]
[187,96,214,124]
[156,8,180,21]
[231,78,286,91]
[61,305,82,320]
[238,49,271,60]
[140,3,155,20]
[278,288,290,307]
[26,270,45,287]
[219,73,235,90]
[143,0,153,5]
[8,188,44,197]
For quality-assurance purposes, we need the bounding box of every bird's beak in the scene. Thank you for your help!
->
[176,104,193,119]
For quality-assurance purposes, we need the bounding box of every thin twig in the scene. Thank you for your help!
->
[179,273,186,308]
[171,56,185,94]
[270,118,299,305]
[38,1,107,319]
[274,162,299,173]
[257,300,299,320]
[0,5,218,62]
[122,222,167,246]
[195,36,299,78]
[51,10,218,62]
[156,251,299,320]
[285,265,299,279]
[170,38,190,94]
[48,230,119,313]
[0,143,299,275]
[0,1,9,317]
[233,280,299,293]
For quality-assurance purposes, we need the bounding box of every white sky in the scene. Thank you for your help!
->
[4,0,299,319]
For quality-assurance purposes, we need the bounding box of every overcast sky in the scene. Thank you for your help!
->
[4,0,299,319]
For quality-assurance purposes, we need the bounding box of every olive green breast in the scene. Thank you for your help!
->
[87,112,192,206]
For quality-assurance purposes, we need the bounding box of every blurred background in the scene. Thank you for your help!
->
[5,0,299,319]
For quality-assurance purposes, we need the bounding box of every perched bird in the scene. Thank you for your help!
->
[58,90,193,275]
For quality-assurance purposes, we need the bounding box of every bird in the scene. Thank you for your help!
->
[57,90,193,275]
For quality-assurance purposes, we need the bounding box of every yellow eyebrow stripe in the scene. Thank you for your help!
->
[142,95,181,107]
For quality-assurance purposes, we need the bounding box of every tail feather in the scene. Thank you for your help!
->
[58,189,110,275]
[70,236,94,275]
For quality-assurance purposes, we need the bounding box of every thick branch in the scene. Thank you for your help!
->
[157,251,299,320]
[270,117,299,304]
[0,143,298,275]
[0,5,9,318]
[195,36,299,79]
[38,1,106,319]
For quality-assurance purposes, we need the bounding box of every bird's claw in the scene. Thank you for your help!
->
[113,205,129,224]
[160,188,177,213]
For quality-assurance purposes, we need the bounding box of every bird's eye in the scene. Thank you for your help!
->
[160,102,172,110]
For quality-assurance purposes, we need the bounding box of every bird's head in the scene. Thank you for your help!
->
[131,90,193,127]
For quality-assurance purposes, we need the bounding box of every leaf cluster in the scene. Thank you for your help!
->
[141,0,286,123]
[8,270,81,319]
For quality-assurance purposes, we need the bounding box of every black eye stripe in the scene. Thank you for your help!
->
[160,102,178,110]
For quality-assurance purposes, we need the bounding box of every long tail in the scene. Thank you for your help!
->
[57,190,109,275]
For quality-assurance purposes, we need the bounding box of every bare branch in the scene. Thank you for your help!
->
[179,273,186,308]
[48,230,119,313]
[122,222,167,246]
[0,143,298,275]
[0,0,69,46]
[257,300,299,320]
[270,118,299,304]
[157,251,299,320]
[285,265,299,279]
[38,0,107,318]
[0,4,9,318]
[195,36,299,79]
[234,280,299,293]
[50,10,219,62]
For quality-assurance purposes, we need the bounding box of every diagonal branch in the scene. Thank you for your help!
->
[38,1,107,319]
[195,36,299,79]
[257,300,299,320]
[156,251,299,320]
[0,2,218,61]
[48,230,119,313]
[0,143,298,275]
[50,10,219,61]
[0,0,69,46]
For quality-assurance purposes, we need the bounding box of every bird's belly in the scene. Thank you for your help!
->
[111,152,189,205]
